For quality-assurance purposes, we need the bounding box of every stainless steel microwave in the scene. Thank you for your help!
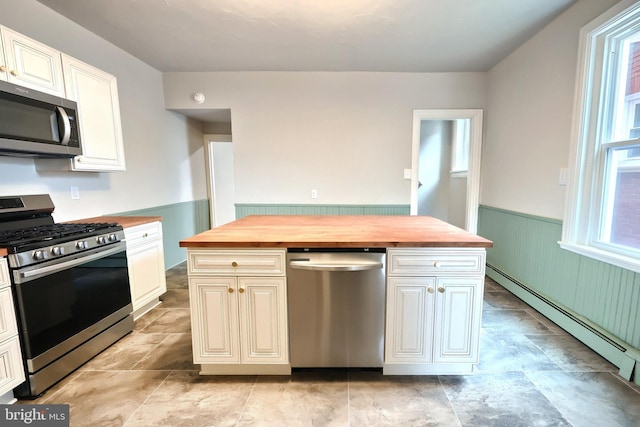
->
[0,80,82,158]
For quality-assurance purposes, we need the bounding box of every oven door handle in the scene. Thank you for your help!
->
[16,244,125,283]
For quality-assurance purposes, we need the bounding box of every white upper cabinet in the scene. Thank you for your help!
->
[0,27,65,97]
[62,54,126,171]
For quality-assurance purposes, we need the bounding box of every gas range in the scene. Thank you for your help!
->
[0,194,125,268]
[0,193,133,398]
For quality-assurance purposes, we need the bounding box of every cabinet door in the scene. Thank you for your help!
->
[125,222,166,316]
[189,277,240,364]
[0,258,8,288]
[0,336,26,394]
[0,33,6,82]
[0,287,18,343]
[433,277,483,363]
[385,277,435,363]
[62,54,126,171]
[126,237,167,315]
[237,277,288,364]
[0,27,65,96]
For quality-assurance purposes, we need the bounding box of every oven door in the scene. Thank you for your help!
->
[11,242,132,372]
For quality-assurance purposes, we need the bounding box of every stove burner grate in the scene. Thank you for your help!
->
[0,222,118,247]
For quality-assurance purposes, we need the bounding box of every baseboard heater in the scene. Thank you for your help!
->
[486,264,638,383]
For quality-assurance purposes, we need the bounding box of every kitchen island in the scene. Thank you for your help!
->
[180,215,493,375]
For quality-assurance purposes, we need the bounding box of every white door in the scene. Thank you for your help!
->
[206,138,235,227]
[410,109,483,233]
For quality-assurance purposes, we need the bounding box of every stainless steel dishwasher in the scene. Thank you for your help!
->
[286,248,386,368]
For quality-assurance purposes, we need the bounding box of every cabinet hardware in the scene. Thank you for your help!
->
[427,287,434,293]
[228,288,234,293]
[10,69,18,76]
[434,261,442,268]
[238,288,245,294]
[437,286,445,293]
[0,65,6,72]
[231,261,238,267]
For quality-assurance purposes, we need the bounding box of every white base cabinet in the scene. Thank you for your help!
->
[384,248,485,375]
[125,222,167,319]
[0,258,25,404]
[187,249,290,375]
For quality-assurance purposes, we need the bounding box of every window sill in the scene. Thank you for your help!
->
[450,171,468,179]
[558,241,640,273]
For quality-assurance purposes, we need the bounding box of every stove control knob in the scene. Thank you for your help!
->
[76,241,88,250]
[97,236,107,245]
[108,234,118,242]
[33,250,45,261]
[51,246,64,256]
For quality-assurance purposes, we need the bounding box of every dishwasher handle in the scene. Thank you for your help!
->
[289,260,383,272]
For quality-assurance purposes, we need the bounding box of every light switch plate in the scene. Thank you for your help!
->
[559,168,568,186]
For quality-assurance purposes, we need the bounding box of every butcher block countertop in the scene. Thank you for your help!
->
[180,215,493,248]
[67,216,162,229]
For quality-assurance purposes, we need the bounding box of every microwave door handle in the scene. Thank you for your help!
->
[55,106,71,146]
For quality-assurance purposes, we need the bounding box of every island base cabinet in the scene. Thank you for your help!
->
[189,275,290,375]
[384,248,485,375]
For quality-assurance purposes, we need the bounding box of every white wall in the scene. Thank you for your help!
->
[482,0,619,219]
[0,0,206,221]
[163,72,486,205]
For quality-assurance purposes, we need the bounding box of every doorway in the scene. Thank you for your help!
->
[410,109,483,233]
[204,134,235,227]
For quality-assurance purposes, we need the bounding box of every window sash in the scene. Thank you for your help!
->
[561,0,640,274]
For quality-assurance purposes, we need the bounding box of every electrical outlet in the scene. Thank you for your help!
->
[70,186,80,199]
[559,168,568,186]
[311,189,318,199]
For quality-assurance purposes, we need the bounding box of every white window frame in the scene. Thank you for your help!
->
[451,119,470,178]
[561,0,640,273]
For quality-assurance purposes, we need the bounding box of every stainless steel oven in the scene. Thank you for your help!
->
[0,194,133,398]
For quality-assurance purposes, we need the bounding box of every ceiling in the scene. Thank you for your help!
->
[35,0,574,124]
[37,0,574,73]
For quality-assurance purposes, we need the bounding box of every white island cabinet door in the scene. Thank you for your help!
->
[189,277,240,364]
[62,54,125,172]
[237,277,288,364]
[0,27,65,96]
[385,277,435,363]
[433,277,483,364]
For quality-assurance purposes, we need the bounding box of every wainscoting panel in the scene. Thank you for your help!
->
[235,204,411,218]
[114,199,210,269]
[478,205,640,380]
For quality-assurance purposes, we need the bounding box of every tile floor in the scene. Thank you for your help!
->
[19,263,640,426]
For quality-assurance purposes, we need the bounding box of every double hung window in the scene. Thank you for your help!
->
[562,0,640,272]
